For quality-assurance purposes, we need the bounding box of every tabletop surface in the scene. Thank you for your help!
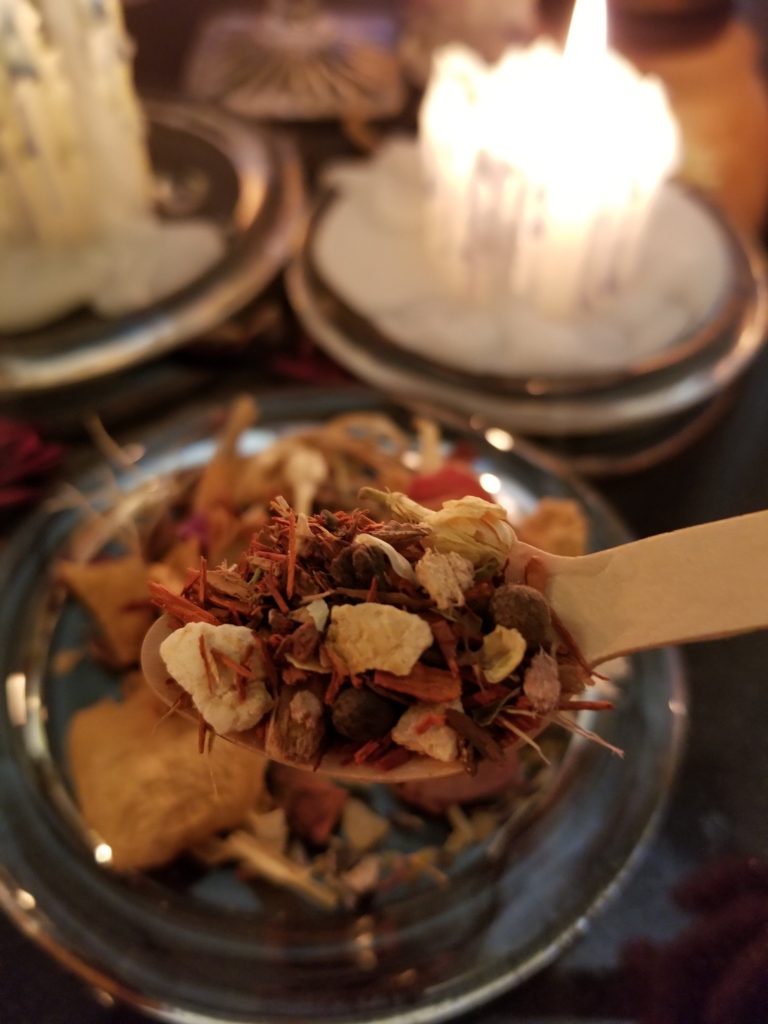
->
[3,3,768,1023]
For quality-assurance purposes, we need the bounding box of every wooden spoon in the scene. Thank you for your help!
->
[141,510,768,781]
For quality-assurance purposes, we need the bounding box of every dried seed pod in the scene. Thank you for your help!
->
[351,544,387,586]
[490,584,552,648]
[281,621,321,665]
[269,684,326,764]
[523,650,561,715]
[331,687,400,743]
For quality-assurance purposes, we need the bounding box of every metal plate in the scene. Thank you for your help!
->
[0,389,686,1023]
[0,102,305,396]
[287,195,768,437]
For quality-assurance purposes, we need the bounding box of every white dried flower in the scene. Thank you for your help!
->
[358,489,515,571]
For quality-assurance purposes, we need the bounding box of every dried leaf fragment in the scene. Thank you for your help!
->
[68,686,265,871]
[57,555,152,668]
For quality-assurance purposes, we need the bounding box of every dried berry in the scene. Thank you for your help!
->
[490,583,552,648]
[331,687,400,743]
[330,544,387,587]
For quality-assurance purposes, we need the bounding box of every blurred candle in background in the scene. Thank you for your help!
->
[0,0,153,247]
[419,0,680,317]
[39,0,153,233]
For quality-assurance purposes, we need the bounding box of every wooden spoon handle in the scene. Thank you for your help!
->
[541,510,768,667]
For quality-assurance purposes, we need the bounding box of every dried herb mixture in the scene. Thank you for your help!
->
[151,489,614,773]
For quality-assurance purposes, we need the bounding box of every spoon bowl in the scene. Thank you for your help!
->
[141,509,768,782]
[141,616,480,782]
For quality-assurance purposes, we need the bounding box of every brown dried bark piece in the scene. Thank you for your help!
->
[281,621,321,665]
[444,707,503,762]
[373,664,461,703]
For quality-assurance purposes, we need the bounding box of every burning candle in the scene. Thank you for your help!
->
[419,0,680,317]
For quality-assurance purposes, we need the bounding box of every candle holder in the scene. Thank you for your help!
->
[0,101,304,396]
[286,141,768,474]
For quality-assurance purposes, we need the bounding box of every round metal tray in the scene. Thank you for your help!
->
[0,101,305,396]
[287,191,768,438]
[0,390,686,1023]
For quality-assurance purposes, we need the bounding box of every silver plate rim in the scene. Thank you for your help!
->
[0,101,306,397]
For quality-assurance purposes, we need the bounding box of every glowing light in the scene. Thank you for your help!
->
[484,428,515,452]
[479,472,503,495]
[16,889,36,911]
[5,673,27,726]
[94,842,113,864]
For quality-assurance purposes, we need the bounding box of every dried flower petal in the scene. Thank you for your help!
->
[425,496,516,571]
[415,549,474,610]
[353,532,417,582]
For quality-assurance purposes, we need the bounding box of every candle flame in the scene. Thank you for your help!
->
[564,0,606,63]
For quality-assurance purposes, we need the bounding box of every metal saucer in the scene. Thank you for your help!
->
[287,187,768,449]
[0,100,305,396]
[0,389,685,1023]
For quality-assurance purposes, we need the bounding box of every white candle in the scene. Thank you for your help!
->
[39,0,153,233]
[0,0,153,247]
[0,1,90,244]
[419,0,680,317]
